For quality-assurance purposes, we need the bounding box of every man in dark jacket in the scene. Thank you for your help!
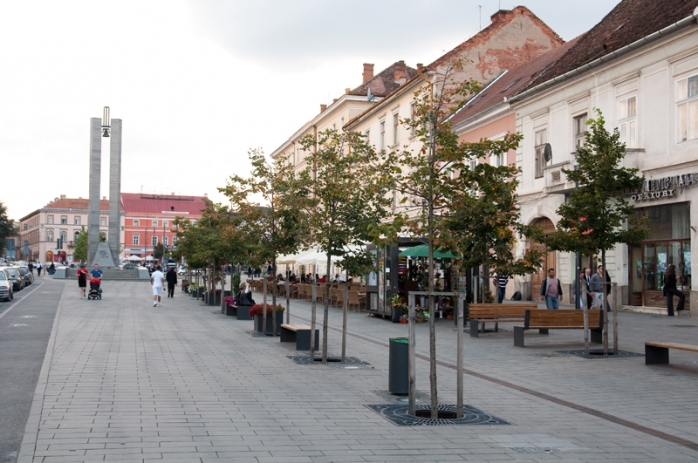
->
[166,266,177,298]
[540,268,563,309]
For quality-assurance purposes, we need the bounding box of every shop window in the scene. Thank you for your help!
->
[618,96,637,148]
[642,202,690,240]
[534,128,547,178]
[677,74,698,143]
[573,113,587,149]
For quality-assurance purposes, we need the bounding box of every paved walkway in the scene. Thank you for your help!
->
[15,280,698,462]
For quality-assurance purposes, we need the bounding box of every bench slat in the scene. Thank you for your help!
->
[645,342,698,353]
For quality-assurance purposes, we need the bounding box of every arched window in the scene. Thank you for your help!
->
[133,235,140,245]
[163,236,168,246]
[60,232,67,243]
[47,230,54,241]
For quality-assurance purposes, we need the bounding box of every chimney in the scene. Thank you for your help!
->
[393,60,407,82]
[345,88,351,94]
[60,194,66,199]
[417,63,424,74]
[490,9,511,23]
[320,104,327,113]
[102,196,106,200]
[362,63,374,83]
[204,193,208,197]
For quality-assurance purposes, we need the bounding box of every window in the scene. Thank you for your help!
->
[677,75,698,143]
[340,117,344,129]
[133,235,140,245]
[618,96,637,148]
[490,151,501,167]
[163,220,168,228]
[573,113,587,149]
[100,217,106,226]
[534,129,547,178]
[172,236,177,244]
[23,223,28,231]
[74,231,80,241]
[60,232,67,243]
[152,236,158,246]
[152,220,158,227]
[365,129,370,143]
[133,219,139,227]
[74,216,80,225]
[163,236,169,246]
[380,121,385,150]
[47,215,54,224]
[60,215,67,225]
[47,230,53,241]
[393,113,399,146]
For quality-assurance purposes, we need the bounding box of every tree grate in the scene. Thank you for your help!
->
[365,403,509,426]
[557,349,643,359]
[288,355,370,367]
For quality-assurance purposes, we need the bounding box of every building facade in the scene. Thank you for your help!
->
[121,193,207,260]
[511,0,698,308]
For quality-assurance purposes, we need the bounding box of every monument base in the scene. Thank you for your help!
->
[91,242,117,268]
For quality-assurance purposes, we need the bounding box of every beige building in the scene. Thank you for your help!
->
[270,61,419,167]
[19,196,119,264]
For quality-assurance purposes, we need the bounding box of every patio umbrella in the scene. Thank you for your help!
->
[399,244,455,259]
[145,255,154,261]
[127,255,141,261]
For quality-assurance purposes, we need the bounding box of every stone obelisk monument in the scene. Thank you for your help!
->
[88,107,121,267]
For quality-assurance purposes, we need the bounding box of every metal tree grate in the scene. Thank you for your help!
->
[288,355,370,368]
[557,349,643,359]
[365,403,509,426]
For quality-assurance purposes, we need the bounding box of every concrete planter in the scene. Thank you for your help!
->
[254,312,284,334]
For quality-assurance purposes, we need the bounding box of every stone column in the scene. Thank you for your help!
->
[88,118,101,264]
[109,119,122,263]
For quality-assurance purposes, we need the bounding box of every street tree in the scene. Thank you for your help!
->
[545,110,647,354]
[220,148,311,335]
[299,129,393,362]
[0,202,13,256]
[73,227,88,263]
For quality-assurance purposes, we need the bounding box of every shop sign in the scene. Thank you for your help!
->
[629,172,698,202]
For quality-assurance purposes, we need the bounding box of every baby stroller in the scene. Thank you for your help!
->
[87,278,102,300]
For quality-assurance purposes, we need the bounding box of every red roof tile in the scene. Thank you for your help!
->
[121,193,207,216]
[531,0,698,87]
[45,198,111,211]
[348,61,418,98]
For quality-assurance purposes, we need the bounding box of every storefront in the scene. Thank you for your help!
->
[628,201,691,309]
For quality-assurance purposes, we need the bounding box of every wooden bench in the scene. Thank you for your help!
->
[468,303,540,337]
[280,324,319,351]
[514,309,603,347]
[645,342,698,365]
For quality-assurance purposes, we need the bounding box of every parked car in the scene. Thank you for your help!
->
[0,269,13,301]
[122,264,137,270]
[19,266,34,286]
[0,266,24,292]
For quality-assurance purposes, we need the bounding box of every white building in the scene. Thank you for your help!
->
[510,0,698,309]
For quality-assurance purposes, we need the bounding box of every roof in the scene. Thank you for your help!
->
[428,6,564,72]
[451,36,583,126]
[44,198,111,211]
[121,193,207,216]
[530,0,698,87]
[348,61,418,98]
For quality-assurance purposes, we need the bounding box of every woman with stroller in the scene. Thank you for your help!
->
[77,264,89,298]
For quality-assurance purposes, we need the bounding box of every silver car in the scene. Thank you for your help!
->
[0,267,24,292]
[19,266,34,286]
[0,269,13,301]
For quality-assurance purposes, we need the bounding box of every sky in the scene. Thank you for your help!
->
[0,0,619,220]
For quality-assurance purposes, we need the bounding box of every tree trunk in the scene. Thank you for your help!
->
[341,272,348,362]
[601,251,609,356]
[428,228,438,419]
[309,281,317,361]
[271,258,277,336]
[285,264,290,324]
[322,254,331,363]
[262,276,268,335]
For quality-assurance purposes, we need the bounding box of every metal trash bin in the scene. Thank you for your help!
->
[389,337,409,394]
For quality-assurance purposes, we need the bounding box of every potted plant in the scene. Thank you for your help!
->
[390,295,405,324]
[249,303,285,334]
[223,295,236,317]
[188,284,198,297]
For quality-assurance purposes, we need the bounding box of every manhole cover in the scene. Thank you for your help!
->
[557,349,643,359]
[365,403,509,426]
[288,355,370,367]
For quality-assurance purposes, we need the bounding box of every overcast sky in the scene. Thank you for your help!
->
[0,0,618,220]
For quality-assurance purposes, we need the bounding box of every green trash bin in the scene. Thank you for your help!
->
[389,337,409,394]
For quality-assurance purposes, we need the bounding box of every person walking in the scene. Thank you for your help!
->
[77,264,89,298]
[48,262,55,275]
[540,268,562,309]
[664,264,685,316]
[584,267,593,309]
[577,271,588,309]
[36,262,42,276]
[150,265,165,307]
[28,262,34,275]
[493,274,509,304]
[166,266,177,298]
[589,265,606,310]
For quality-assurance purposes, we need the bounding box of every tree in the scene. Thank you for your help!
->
[220,148,311,334]
[299,129,393,362]
[0,202,14,256]
[386,61,541,417]
[545,109,647,354]
[153,243,165,262]
[73,227,88,262]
